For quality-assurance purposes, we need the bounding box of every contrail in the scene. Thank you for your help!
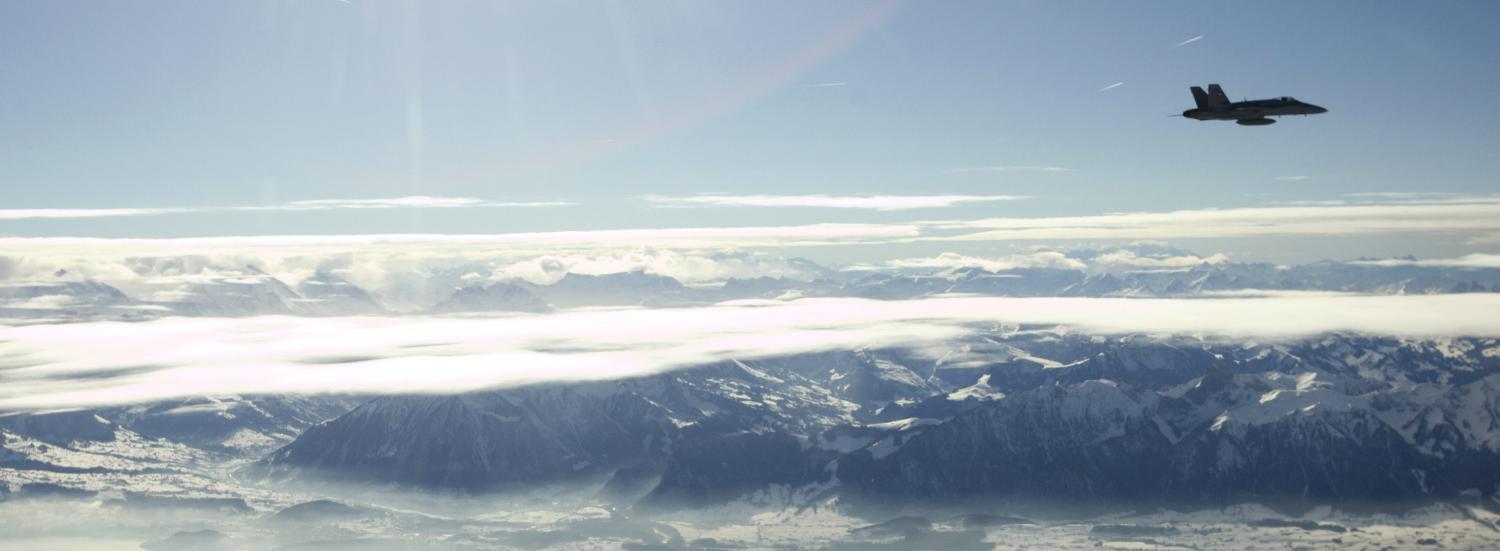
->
[1097,82,1124,92]
[1171,35,1204,49]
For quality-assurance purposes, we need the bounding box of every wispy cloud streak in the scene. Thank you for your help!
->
[1345,192,1461,200]
[0,224,918,260]
[643,194,1025,211]
[0,208,188,220]
[0,196,571,220]
[1097,82,1124,92]
[942,165,1075,174]
[259,197,568,210]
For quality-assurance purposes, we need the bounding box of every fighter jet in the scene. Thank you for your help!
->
[1182,84,1327,126]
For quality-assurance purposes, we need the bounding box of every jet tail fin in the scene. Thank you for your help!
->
[1190,86,1212,109]
[1207,84,1231,107]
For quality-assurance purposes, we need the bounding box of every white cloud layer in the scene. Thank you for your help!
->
[925,201,1500,241]
[1092,250,1228,268]
[643,194,1025,210]
[486,250,824,285]
[3,198,1498,299]
[849,251,1086,272]
[4,294,1500,409]
[8,196,1497,248]
[844,248,1226,274]
[1349,254,1500,269]
[0,230,894,306]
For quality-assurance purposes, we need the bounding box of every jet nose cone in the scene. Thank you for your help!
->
[1309,104,1328,114]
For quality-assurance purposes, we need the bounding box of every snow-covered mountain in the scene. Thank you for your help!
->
[7,329,1500,551]
[432,282,551,314]
[244,358,864,492]
[7,248,1500,527]
[214,332,1500,513]
[1,395,364,457]
[836,261,1500,300]
[520,271,689,308]
[292,272,387,316]
[0,280,153,321]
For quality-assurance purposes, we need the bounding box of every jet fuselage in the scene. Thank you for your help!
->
[1183,84,1326,126]
[1183,98,1328,121]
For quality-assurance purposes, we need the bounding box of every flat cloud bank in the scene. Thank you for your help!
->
[3,294,1499,410]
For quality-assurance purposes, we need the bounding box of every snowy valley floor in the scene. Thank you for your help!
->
[2,465,1498,551]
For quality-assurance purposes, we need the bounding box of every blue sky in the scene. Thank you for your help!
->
[2,1,1498,264]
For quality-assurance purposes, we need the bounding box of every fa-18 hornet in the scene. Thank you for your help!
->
[1183,84,1327,126]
